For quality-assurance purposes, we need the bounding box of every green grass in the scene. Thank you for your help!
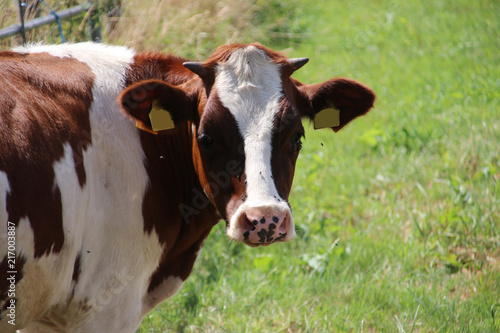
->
[137,0,499,332]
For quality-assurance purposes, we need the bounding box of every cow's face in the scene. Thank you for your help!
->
[119,44,375,247]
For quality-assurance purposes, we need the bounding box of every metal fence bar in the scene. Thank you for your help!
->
[18,0,27,44]
[0,3,91,40]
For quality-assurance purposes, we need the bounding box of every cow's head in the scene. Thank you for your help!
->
[119,43,375,246]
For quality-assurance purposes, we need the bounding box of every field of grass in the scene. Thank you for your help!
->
[2,0,498,332]
[138,1,499,332]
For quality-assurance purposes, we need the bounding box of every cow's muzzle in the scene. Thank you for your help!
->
[227,203,295,246]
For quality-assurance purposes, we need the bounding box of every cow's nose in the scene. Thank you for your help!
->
[239,206,291,245]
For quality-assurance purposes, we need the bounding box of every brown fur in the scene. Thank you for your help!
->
[0,51,94,258]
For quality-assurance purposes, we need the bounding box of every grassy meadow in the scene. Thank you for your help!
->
[2,0,499,332]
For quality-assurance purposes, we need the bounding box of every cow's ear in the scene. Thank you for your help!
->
[118,79,197,134]
[297,78,375,132]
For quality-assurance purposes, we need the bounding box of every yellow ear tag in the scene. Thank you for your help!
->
[314,107,340,129]
[149,100,175,132]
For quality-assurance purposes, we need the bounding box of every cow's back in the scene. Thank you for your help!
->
[0,43,164,332]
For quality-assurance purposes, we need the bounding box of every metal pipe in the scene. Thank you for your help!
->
[0,3,91,41]
[18,0,27,45]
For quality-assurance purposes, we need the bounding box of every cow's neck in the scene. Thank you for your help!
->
[139,123,218,291]
[125,55,219,301]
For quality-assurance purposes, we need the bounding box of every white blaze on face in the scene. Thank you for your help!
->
[216,46,295,242]
[216,46,283,206]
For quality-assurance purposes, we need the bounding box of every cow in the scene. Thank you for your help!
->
[0,42,375,332]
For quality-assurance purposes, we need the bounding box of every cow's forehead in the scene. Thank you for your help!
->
[215,46,281,89]
[214,46,283,137]
[213,45,285,206]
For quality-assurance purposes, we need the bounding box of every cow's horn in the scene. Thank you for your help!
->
[183,62,206,76]
[288,57,309,71]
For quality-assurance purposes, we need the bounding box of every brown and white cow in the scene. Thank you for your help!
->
[0,42,374,332]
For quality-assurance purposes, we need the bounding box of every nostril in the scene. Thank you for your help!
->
[252,220,258,225]
[260,217,266,224]
[278,214,290,233]
[242,218,254,231]
[272,216,279,223]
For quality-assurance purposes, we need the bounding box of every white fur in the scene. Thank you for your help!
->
[0,43,172,333]
[215,46,295,241]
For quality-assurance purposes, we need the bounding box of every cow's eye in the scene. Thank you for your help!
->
[291,132,304,152]
[198,133,214,149]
